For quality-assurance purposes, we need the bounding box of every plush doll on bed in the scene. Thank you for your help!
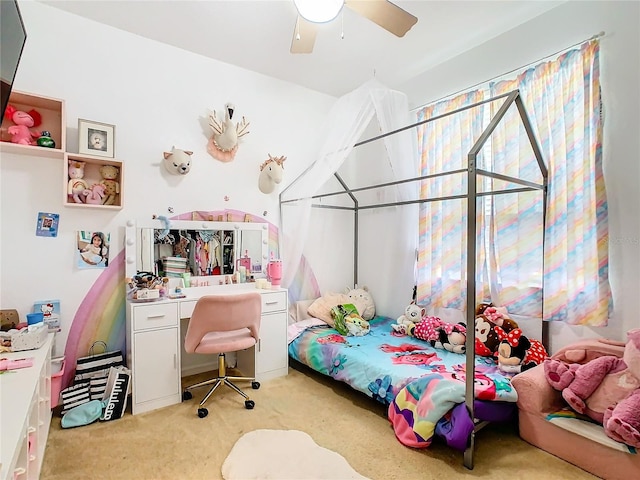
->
[494,327,548,374]
[391,301,423,335]
[474,303,519,356]
[345,286,376,321]
[331,304,370,336]
[392,302,467,353]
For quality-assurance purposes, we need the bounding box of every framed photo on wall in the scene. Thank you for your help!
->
[78,118,115,158]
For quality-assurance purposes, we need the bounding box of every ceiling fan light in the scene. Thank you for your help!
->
[294,0,344,23]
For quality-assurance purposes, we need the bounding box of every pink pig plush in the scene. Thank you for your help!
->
[544,328,640,447]
[4,105,42,145]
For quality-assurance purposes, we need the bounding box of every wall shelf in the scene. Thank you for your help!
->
[2,89,125,209]
[64,153,124,209]
[0,90,65,159]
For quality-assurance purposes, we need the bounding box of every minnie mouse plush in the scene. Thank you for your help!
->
[495,327,548,374]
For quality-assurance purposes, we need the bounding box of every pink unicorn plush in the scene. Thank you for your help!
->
[83,184,107,205]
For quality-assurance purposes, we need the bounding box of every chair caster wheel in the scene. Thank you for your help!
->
[197,408,208,418]
[251,381,260,389]
[245,400,255,409]
[182,391,192,401]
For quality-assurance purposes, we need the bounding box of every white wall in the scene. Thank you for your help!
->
[0,1,334,356]
[398,0,640,352]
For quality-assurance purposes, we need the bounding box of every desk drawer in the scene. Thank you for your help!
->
[261,291,287,314]
[133,303,178,331]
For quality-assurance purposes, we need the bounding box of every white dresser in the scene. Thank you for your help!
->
[125,284,288,415]
[1,333,54,480]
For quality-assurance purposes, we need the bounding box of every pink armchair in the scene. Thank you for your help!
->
[512,338,640,480]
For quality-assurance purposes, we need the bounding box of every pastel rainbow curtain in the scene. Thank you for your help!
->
[416,91,488,311]
[490,40,611,325]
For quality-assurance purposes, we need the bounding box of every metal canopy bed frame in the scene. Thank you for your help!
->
[280,89,548,469]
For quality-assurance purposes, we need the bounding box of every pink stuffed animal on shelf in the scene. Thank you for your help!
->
[83,183,106,204]
[67,160,88,203]
[544,328,640,447]
[4,105,42,145]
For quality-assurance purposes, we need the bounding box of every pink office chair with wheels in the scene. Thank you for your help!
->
[182,292,261,418]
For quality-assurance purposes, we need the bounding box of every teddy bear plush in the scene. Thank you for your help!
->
[99,165,120,205]
[544,328,640,447]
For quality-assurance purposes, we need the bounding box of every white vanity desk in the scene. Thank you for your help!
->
[125,283,288,415]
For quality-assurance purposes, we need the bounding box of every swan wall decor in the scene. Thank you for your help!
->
[163,146,193,175]
[207,102,250,162]
[258,154,286,194]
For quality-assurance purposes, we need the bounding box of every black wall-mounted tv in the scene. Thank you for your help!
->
[1,0,28,119]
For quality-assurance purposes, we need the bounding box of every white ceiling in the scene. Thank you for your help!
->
[38,0,565,98]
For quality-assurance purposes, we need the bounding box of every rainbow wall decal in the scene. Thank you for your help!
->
[62,250,126,389]
[61,210,319,389]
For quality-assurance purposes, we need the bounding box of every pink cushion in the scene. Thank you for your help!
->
[194,328,256,354]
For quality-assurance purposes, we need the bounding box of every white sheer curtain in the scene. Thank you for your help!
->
[281,79,417,289]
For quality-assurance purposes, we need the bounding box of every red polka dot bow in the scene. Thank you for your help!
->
[496,327,523,347]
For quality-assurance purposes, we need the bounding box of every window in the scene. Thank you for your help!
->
[416,40,612,326]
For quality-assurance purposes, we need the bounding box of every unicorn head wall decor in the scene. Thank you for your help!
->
[258,154,286,194]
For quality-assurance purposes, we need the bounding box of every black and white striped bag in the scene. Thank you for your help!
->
[60,382,90,416]
[74,341,124,383]
[89,375,109,401]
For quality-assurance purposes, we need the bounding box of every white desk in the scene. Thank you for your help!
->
[125,284,288,415]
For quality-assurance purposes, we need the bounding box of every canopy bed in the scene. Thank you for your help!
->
[280,80,547,469]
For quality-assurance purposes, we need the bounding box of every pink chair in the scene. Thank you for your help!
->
[182,292,261,417]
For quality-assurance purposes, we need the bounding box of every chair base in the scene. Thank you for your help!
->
[183,353,260,414]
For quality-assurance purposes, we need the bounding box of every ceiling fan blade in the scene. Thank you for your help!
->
[290,16,318,54]
[346,0,418,37]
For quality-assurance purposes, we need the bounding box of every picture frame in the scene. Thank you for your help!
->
[33,299,61,332]
[78,118,115,158]
[35,211,60,237]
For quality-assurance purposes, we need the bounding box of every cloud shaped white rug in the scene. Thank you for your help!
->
[221,429,370,479]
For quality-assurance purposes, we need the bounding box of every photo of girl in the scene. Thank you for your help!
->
[76,230,110,269]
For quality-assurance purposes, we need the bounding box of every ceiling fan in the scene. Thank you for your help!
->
[291,0,418,54]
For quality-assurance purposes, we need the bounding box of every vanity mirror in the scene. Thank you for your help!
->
[125,219,268,281]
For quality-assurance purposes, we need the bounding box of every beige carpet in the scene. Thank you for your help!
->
[221,429,368,479]
[41,363,597,480]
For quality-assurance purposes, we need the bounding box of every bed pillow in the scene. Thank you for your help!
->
[307,293,351,327]
[307,293,369,328]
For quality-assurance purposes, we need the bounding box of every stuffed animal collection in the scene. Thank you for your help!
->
[475,303,547,373]
[544,328,640,447]
[392,301,467,353]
